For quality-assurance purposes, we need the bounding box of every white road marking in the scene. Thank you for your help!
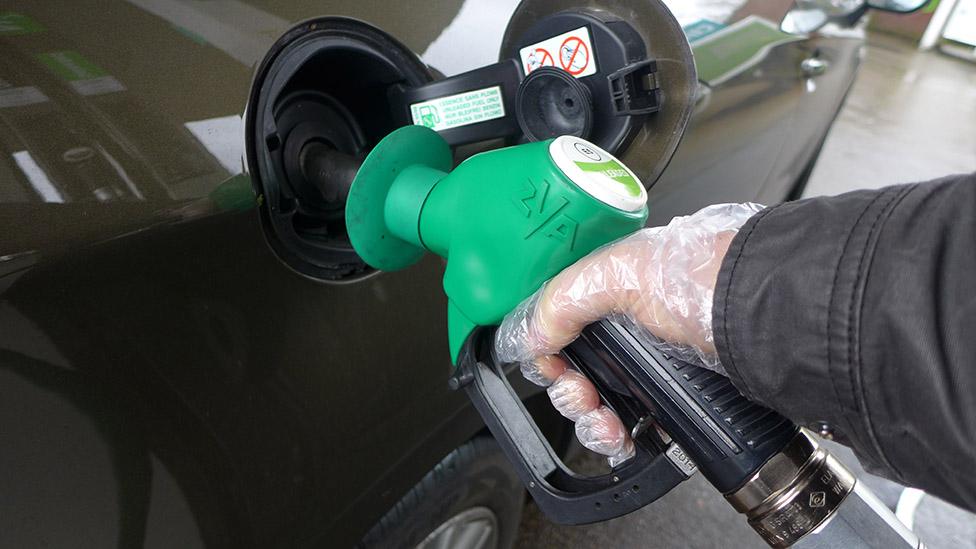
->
[12,150,65,203]
[895,487,925,530]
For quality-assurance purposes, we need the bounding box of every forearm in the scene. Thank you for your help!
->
[714,173,976,511]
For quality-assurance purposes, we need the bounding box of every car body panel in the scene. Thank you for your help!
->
[0,1,863,547]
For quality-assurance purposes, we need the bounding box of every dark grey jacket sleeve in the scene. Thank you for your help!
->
[713,172,976,512]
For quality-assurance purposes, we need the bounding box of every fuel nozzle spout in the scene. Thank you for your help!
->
[345,125,648,361]
[298,141,362,207]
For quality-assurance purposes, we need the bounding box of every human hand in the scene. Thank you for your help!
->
[495,203,763,464]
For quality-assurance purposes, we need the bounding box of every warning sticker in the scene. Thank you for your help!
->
[519,26,597,78]
[410,85,504,132]
[523,47,555,73]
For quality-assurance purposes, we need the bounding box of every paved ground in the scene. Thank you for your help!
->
[515,32,976,549]
[802,33,976,196]
[516,442,976,548]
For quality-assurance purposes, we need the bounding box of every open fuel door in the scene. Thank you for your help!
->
[245,1,696,281]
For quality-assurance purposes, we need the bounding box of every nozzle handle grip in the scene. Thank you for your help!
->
[566,320,798,494]
[455,327,691,525]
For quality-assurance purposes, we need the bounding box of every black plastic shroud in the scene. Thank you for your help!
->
[388,10,660,154]
[567,321,798,494]
[454,319,797,524]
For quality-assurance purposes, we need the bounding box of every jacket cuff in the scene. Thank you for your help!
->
[713,186,914,475]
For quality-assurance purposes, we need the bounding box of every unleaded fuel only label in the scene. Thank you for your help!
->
[410,86,504,132]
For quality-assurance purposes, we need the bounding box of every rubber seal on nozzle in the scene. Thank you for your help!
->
[516,67,593,142]
[345,126,452,272]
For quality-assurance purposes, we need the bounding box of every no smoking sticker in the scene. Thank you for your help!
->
[519,26,597,78]
[559,36,589,75]
[524,48,555,73]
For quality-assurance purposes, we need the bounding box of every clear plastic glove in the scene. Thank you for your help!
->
[496,203,764,464]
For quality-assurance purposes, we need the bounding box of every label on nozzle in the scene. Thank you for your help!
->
[549,136,646,212]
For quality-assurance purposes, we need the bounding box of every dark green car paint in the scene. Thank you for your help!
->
[0,1,863,546]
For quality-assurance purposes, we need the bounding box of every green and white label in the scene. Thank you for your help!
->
[0,13,44,36]
[574,159,642,197]
[37,51,108,81]
[410,86,504,132]
[549,135,646,212]
[36,51,126,96]
[683,19,726,44]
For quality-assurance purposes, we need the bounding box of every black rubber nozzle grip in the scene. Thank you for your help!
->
[566,320,798,494]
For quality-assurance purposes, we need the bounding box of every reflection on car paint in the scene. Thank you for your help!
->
[11,150,63,202]
[420,0,522,76]
[123,0,287,66]
[184,115,244,175]
[663,0,748,26]
[691,15,804,85]
[0,1,868,546]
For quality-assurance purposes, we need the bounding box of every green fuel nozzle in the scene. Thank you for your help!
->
[345,125,648,362]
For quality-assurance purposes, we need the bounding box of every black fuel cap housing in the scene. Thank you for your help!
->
[509,9,663,154]
[383,4,692,181]
[503,2,697,190]
[245,17,434,281]
[516,67,593,141]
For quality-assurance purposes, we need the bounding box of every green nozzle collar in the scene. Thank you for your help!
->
[347,127,647,365]
[345,126,452,271]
